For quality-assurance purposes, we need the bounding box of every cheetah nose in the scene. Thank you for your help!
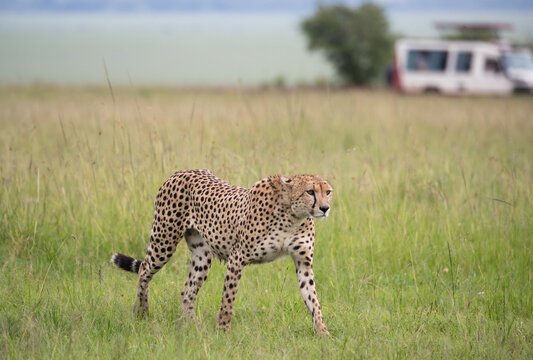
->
[319,206,330,214]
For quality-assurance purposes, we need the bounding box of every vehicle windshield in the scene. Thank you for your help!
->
[502,53,533,70]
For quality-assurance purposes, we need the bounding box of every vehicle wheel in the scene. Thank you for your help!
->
[423,87,440,95]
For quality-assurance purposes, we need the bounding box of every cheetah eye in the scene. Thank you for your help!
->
[306,190,315,196]
[326,190,332,196]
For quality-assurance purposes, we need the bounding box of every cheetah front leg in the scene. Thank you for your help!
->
[291,249,329,336]
[216,248,244,331]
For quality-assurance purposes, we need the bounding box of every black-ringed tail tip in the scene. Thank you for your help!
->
[111,253,141,274]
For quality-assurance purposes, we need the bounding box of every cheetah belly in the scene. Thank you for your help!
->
[249,232,292,264]
[196,229,235,262]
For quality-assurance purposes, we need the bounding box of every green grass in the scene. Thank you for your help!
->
[0,86,532,359]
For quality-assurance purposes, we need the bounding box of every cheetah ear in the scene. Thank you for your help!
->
[280,176,293,190]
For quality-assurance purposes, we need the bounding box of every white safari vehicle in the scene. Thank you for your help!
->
[394,39,513,95]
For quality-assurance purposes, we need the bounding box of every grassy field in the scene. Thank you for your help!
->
[0,86,532,359]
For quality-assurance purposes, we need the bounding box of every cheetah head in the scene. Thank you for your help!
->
[280,174,333,219]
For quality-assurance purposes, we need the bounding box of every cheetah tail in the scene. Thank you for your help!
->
[110,253,142,274]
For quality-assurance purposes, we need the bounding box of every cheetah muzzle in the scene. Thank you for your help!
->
[111,169,333,336]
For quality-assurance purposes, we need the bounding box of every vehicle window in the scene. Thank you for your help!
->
[455,52,472,72]
[407,50,448,72]
[502,53,533,70]
[484,58,503,73]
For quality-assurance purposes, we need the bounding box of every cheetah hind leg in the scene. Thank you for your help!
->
[134,230,183,318]
[180,229,213,319]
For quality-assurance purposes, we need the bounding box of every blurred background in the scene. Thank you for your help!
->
[1,0,532,90]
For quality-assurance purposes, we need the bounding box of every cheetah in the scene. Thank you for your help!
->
[111,169,333,335]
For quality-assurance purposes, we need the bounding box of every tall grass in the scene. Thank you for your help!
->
[0,86,532,359]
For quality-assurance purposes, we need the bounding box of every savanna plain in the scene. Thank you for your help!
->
[0,87,531,359]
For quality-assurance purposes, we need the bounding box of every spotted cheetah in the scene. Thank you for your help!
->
[111,169,333,335]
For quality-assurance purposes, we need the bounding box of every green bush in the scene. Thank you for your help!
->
[302,3,393,86]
